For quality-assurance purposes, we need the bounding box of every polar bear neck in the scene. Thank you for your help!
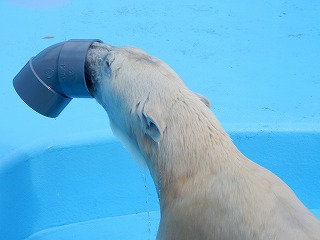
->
[138,93,242,204]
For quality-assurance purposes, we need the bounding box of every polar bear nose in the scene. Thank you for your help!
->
[13,39,102,118]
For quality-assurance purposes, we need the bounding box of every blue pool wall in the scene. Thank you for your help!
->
[0,1,319,239]
[0,133,319,239]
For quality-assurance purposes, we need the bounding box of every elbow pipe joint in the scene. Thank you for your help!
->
[13,39,102,118]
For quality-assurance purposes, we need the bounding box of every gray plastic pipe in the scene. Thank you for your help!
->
[13,39,102,118]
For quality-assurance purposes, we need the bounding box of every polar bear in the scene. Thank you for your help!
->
[85,42,320,240]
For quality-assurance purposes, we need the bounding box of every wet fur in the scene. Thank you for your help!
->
[85,42,320,240]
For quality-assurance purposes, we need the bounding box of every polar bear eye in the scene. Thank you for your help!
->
[105,61,110,68]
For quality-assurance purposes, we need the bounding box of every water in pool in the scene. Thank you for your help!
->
[25,211,160,240]
[0,0,319,239]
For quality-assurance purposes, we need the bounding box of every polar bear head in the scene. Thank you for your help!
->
[85,42,211,167]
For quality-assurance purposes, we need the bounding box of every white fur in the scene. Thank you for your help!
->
[85,42,320,240]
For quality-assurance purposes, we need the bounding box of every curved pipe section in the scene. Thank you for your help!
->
[13,39,102,118]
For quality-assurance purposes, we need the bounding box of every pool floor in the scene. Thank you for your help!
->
[25,210,319,239]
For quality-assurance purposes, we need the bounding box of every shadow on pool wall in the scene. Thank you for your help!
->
[0,152,39,239]
[0,132,319,239]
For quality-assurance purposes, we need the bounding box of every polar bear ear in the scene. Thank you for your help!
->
[142,112,164,142]
[195,93,211,108]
